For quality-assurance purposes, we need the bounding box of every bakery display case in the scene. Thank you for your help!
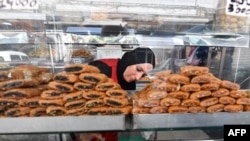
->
[0,0,250,141]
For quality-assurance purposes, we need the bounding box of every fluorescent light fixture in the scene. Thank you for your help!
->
[163,17,210,23]
[0,13,46,20]
[82,19,127,26]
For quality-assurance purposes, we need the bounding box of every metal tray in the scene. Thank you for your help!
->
[133,112,250,129]
[0,115,126,134]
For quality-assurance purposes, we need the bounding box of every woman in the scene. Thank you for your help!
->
[74,47,156,141]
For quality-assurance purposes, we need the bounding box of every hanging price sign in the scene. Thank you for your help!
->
[0,0,39,10]
[226,0,250,16]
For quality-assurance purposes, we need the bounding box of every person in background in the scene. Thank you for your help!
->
[72,47,156,141]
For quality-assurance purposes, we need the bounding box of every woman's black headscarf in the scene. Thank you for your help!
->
[117,47,156,90]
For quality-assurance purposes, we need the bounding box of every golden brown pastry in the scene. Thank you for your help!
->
[73,82,94,91]
[206,73,222,85]
[211,88,230,97]
[146,90,168,100]
[168,106,188,114]
[5,107,30,117]
[46,106,66,116]
[79,73,108,84]
[191,75,212,84]
[200,83,220,91]
[230,90,248,99]
[2,88,41,99]
[64,64,100,74]
[64,99,86,110]
[106,89,128,98]
[38,72,54,84]
[29,107,47,117]
[206,104,224,113]
[0,79,39,90]
[0,70,9,82]
[168,91,190,99]
[160,97,181,106]
[104,97,128,108]
[39,99,64,107]
[168,74,190,85]
[19,96,40,108]
[41,90,64,99]
[95,82,121,92]
[82,90,106,100]
[181,99,200,107]
[48,81,74,93]
[244,105,250,111]
[188,106,206,113]
[156,82,178,92]
[221,80,240,90]
[85,99,105,108]
[53,72,78,83]
[132,107,150,114]
[200,97,219,107]
[236,98,250,105]
[180,84,200,92]
[219,96,236,105]
[107,106,132,115]
[149,106,167,114]
[136,99,160,108]
[154,70,172,81]
[62,91,83,102]
[66,107,87,116]
[180,66,209,76]
[224,104,243,113]
[190,90,211,99]
[87,107,107,115]
[0,98,18,107]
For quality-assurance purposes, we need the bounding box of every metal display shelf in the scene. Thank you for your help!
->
[0,115,126,134]
[133,112,250,130]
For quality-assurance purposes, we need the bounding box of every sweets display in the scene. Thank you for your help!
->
[132,65,249,114]
[0,64,131,117]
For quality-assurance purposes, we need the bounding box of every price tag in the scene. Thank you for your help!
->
[0,0,39,10]
[226,0,250,16]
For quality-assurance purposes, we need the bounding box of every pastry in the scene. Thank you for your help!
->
[73,82,94,91]
[0,70,9,82]
[136,99,160,108]
[64,99,86,110]
[66,107,87,116]
[156,82,178,92]
[131,107,150,114]
[149,106,167,114]
[206,104,224,113]
[48,81,74,93]
[230,90,248,98]
[62,91,83,102]
[85,99,105,108]
[180,66,209,76]
[87,107,107,115]
[106,106,132,115]
[38,72,54,84]
[200,97,219,107]
[236,98,250,105]
[82,90,106,100]
[19,96,40,108]
[190,90,211,99]
[200,83,220,91]
[146,90,168,100]
[211,88,230,97]
[168,106,188,114]
[2,88,41,99]
[41,90,64,99]
[39,99,64,107]
[180,84,200,92]
[160,97,181,106]
[64,64,100,74]
[0,79,39,90]
[168,91,190,99]
[95,82,121,91]
[29,107,47,117]
[154,70,172,81]
[5,107,31,117]
[221,80,240,90]
[0,98,18,107]
[188,106,206,113]
[191,75,212,84]
[79,73,108,84]
[219,96,236,105]
[53,72,78,83]
[105,89,128,98]
[224,104,243,113]
[104,97,128,108]
[181,99,200,107]
[168,74,190,85]
[46,106,66,116]
[244,105,250,111]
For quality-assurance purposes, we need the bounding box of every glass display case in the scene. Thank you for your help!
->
[0,0,250,141]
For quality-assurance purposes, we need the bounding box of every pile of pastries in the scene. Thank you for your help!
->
[132,66,250,114]
[0,64,131,117]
